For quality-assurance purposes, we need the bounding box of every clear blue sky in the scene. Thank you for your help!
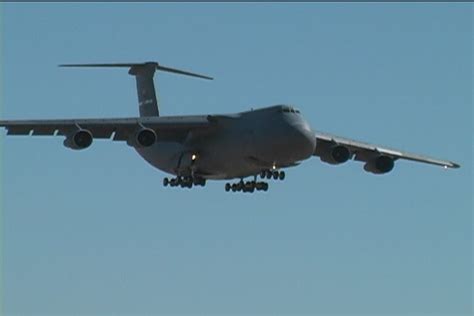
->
[1,3,472,315]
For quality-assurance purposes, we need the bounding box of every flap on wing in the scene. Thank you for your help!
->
[7,126,33,135]
[31,126,59,136]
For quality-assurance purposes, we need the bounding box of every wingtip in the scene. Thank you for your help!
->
[444,162,461,169]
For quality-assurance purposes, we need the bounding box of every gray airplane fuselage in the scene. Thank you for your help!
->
[0,61,460,194]
[135,105,315,180]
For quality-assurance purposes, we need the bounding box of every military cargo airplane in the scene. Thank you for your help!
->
[0,61,460,193]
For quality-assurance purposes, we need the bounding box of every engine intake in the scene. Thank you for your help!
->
[128,127,157,148]
[319,144,351,165]
[64,129,93,150]
[364,155,395,174]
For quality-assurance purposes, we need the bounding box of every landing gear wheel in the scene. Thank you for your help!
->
[180,177,191,188]
[266,170,273,179]
[243,182,254,193]
[279,171,285,180]
[227,179,269,193]
[260,171,266,179]
[273,171,279,180]
[163,177,169,187]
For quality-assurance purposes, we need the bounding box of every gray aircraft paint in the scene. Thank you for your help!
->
[136,105,315,180]
[119,62,315,180]
[0,61,460,191]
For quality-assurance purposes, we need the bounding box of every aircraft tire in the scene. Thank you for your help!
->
[279,171,285,180]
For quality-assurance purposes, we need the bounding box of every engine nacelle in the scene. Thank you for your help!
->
[319,145,351,165]
[364,155,395,174]
[63,129,93,150]
[127,127,157,148]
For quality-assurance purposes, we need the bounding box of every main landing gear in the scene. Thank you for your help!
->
[225,180,269,193]
[225,169,286,193]
[163,176,206,189]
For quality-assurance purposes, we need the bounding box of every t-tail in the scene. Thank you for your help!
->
[59,62,213,117]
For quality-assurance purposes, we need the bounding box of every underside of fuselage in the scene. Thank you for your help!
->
[135,105,316,180]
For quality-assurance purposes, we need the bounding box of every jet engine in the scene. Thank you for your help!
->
[127,127,157,148]
[63,129,93,150]
[319,144,351,165]
[364,155,395,174]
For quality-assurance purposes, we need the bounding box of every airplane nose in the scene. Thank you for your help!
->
[290,123,316,160]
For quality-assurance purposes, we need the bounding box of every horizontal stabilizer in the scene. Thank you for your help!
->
[59,61,213,80]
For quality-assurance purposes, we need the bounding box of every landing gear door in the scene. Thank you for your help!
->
[176,151,195,176]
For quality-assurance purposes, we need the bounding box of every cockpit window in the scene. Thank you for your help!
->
[278,106,300,114]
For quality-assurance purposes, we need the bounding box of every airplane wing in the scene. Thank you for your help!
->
[0,115,214,141]
[314,131,460,170]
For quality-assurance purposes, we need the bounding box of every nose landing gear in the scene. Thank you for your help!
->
[260,169,285,181]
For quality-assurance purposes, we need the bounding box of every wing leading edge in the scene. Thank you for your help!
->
[314,131,460,169]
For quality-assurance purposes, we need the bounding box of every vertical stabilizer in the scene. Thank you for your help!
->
[128,63,159,117]
[59,61,213,118]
